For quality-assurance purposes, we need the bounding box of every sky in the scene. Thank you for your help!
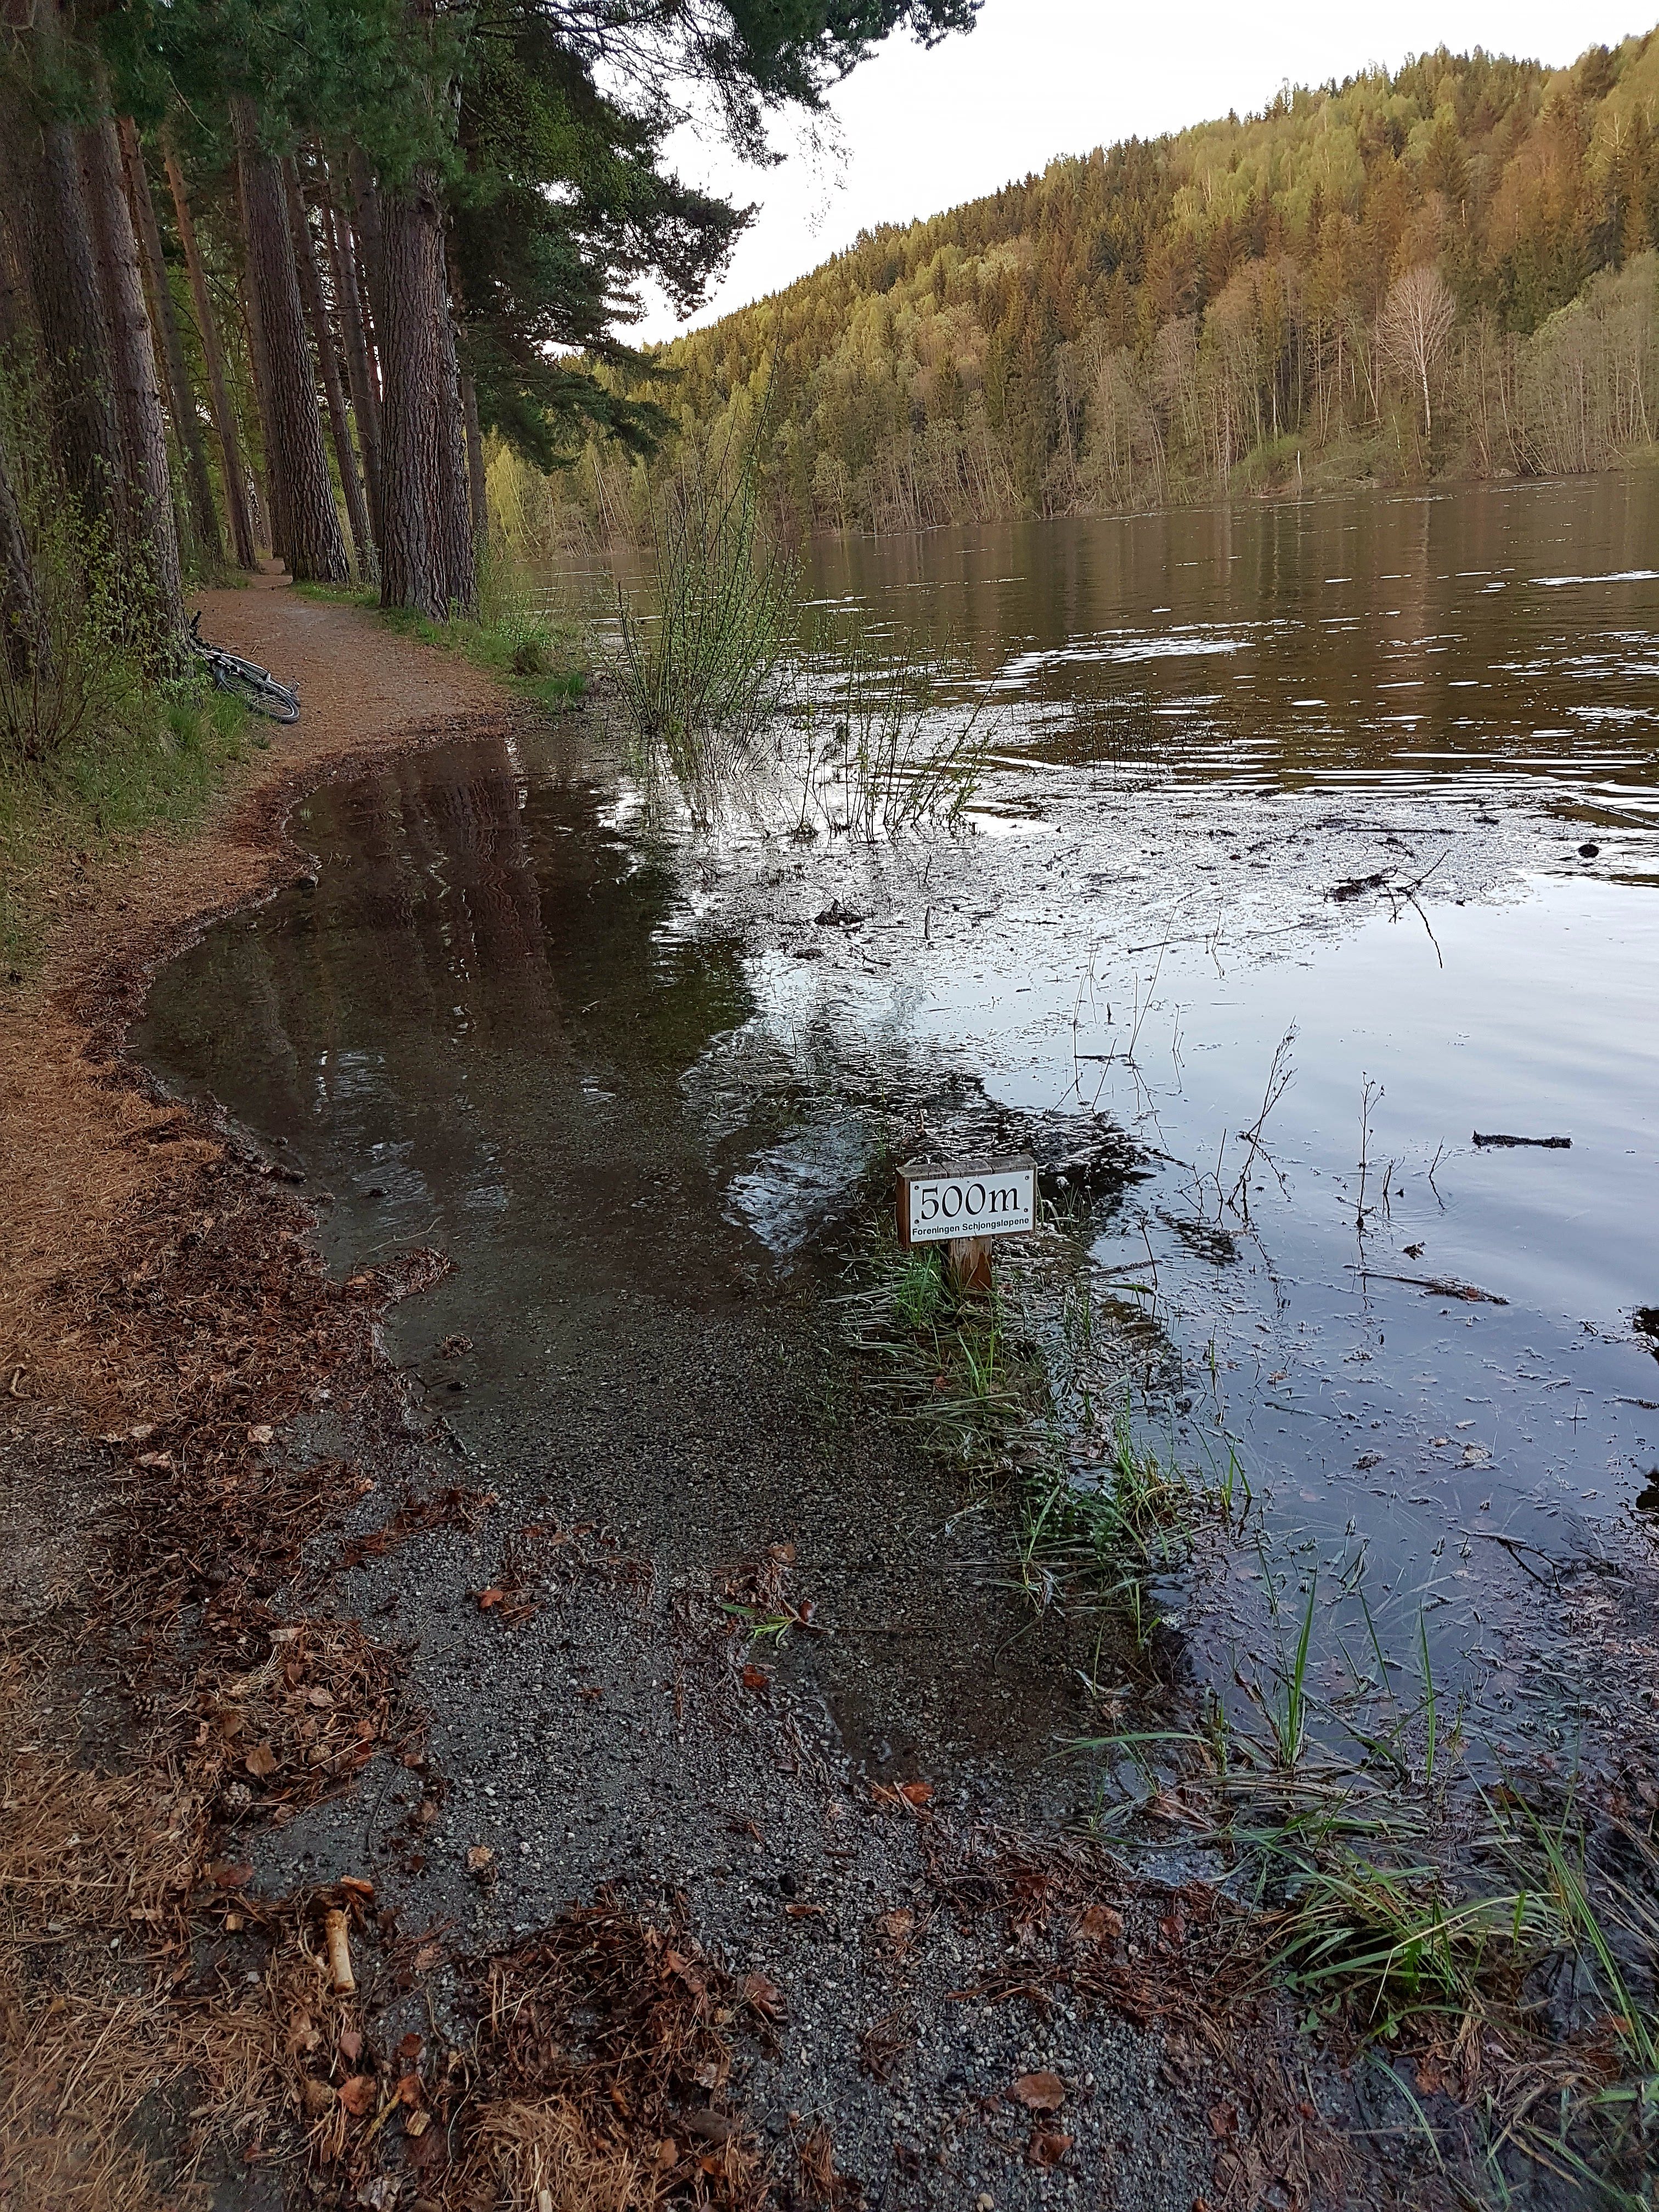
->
[632,0,1654,341]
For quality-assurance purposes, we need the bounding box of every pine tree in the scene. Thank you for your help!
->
[82,103,183,626]
[162,139,259,569]
[232,95,349,583]
[120,118,223,569]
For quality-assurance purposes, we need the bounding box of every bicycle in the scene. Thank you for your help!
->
[187,611,301,724]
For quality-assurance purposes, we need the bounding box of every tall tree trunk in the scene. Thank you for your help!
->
[230,97,348,585]
[0,431,49,682]
[119,120,221,570]
[283,158,373,577]
[81,111,182,630]
[162,138,257,569]
[21,4,124,528]
[318,162,382,546]
[461,368,487,548]
[345,145,387,352]
[433,250,475,612]
[375,176,443,616]
[238,263,279,556]
[361,139,475,618]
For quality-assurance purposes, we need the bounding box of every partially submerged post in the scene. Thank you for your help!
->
[895,1156,1035,1296]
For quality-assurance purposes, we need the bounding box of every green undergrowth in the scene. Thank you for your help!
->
[297,554,589,717]
[1,680,253,977]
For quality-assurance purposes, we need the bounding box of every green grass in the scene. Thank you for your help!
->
[1,681,252,975]
[838,1228,1222,1652]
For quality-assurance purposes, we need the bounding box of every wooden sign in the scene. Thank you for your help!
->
[896,1156,1035,1292]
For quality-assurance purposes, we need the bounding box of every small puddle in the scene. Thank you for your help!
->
[137,477,1659,1813]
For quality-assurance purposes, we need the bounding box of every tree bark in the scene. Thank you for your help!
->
[461,368,487,548]
[20,4,124,528]
[162,138,257,569]
[0,80,38,355]
[230,97,348,584]
[119,119,221,570]
[81,111,183,629]
[238,262,279,556]
[359,140,475,618]
[345,145,387,352]
[376,173,444,616]
[0,429,49,682]
[433,247,475,613]
[318,162,382,548]
[283,157,373,577]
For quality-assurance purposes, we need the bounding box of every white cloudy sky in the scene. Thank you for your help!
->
[632,0,1651,341]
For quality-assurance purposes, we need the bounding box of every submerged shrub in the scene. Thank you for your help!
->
[792,622,988,840]
[614,438,798,793]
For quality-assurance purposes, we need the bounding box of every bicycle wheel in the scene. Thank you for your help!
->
[222,664,301,724]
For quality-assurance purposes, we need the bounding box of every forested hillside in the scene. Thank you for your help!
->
[549,33,1659,535]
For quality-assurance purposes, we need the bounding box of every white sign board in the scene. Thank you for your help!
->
[899,1158,1035,1245]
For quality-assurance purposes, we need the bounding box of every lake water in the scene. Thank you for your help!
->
[138,475,1659,1802]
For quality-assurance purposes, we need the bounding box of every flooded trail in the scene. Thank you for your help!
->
[134,731,1096,1814]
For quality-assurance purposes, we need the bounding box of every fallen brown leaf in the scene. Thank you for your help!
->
[1014,2071,1066,2112]
[896,1781,933,1808]
[1030,2130,1073,2168]
[337,2075,374,2117]
[208,1861,253,1889]
[1076,1902,1124,1943]
[465,1844,495,1878]
[244,1742,278,1778]
[741,1970,783,2018]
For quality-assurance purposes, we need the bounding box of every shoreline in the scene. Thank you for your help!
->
[0,582,1339,2211]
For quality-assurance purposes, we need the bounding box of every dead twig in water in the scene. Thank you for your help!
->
[1226,1026,1297,1224]
[1473,1132,1572,1149]
[1344,1267,1509,1306]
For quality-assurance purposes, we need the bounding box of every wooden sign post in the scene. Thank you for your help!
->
[895,1157,1036,1295]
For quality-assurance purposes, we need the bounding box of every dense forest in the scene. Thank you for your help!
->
[539,32,1659,538]
[0,0,975,740]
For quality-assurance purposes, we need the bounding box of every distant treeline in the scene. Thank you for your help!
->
[532,33,1659,541]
